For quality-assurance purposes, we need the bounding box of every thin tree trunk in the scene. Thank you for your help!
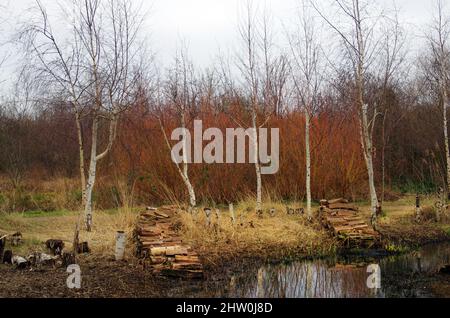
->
[159,116,196,208]
[354,2,378,227]
[443,89,450,200]
[181,112,196,207]
[83,115,117,231]
[84,117,98,232]
[305,111,312,219]
[361,104,379,227]
[381,109,387,205]
[73,111,85,253]
[252,111,262,211]
[75,112,86,206]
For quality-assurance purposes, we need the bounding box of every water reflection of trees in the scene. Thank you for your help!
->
[225,243,450,298]
[230,260,370,298]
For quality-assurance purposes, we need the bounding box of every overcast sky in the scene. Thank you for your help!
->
[0,0,440,95]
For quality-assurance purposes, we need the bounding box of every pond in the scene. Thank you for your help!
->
[168,242,450,298]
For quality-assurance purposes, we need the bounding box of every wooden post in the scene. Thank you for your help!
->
[3,250,12,264]
[115,231,126,261]
[256,209,263,219]
[229,203,235,225]
[0,236,5,261]
[215,208,220,225]
[204,208,212,227]
[269,208,275,217]
[437,188,444,222]
[415,194,421,223]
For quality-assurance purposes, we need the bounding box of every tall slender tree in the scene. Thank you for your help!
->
[312,0,389,227]
[22,0,146,234]
[426,0,450,200]
[288,1,324,219]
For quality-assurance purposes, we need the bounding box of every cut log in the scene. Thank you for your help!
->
[46,239,65,256]
[328,203,358,211]
[175,255,200,262]
[0,236,5,261]
[161,269,204,279]
[77,242,90,254]
[62,252,76,266]
[150,256,167,264]
[328,198,349,204]
[154,211,170,218]
[2,250,12,264]
[150,246,188,256]
[171,262,203,270]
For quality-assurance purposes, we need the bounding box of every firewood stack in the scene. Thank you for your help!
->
[320,198,380,248]
[134,205,203,279]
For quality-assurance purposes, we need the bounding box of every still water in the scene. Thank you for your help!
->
[170,243,450,298]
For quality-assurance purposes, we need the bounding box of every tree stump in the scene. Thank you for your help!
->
[204,208,212,227]
[229,203,235,225]
[77,242,90,254]
[3,250,13,264]
[46,239,65,256]
[415,194,422,223]
[256,209,263,219]
[215,209,220,225]
[286,206,295,215]
[269,208,275,217]
[0,236,5,261]
[62,252,76,266]
[11,232,22,246]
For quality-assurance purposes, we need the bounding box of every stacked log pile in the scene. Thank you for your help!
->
[320,198,380,248]
[134,205,203,279]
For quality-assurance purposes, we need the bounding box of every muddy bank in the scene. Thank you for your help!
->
[2,242,450,298]
[0,256,190,298]
[378,222,450,246]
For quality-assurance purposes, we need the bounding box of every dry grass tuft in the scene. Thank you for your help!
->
[178,201,335,265]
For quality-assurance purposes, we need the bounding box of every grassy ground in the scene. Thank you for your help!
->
[0,207,139,257]
[1,196,450,263]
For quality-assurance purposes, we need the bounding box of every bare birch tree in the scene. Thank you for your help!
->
[236,1,287,211]
[22,0,146,233]
[426,0,450,200]
[377,8,406,204]
[288,1,324,219]
[311,0,387,227]
[158,49,198,208]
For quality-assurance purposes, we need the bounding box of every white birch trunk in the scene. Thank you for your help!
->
[182,173,196,208]
[160,113,196,208]
[252,111,262,211]
[361,104,379,226]
[84,117,99,232]
[305,111,312,219]
[181,112,196,207]
[443,89,450,200]
[73,111,86,252]
[75,112,86,206]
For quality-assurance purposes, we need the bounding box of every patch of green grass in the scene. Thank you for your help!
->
[384,243,411,254]
[19,210,74,218]
[10,237,45,255]
[442,225,450,237]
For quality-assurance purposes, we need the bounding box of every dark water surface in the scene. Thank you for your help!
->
[168,242,450,298]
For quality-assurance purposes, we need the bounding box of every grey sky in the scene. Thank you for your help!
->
[0,0,439,95]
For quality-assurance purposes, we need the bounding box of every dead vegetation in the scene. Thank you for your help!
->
[177,202,336,266]
[1,197,450,271]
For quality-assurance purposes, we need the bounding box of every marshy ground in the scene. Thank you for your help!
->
[1,195,450,297]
